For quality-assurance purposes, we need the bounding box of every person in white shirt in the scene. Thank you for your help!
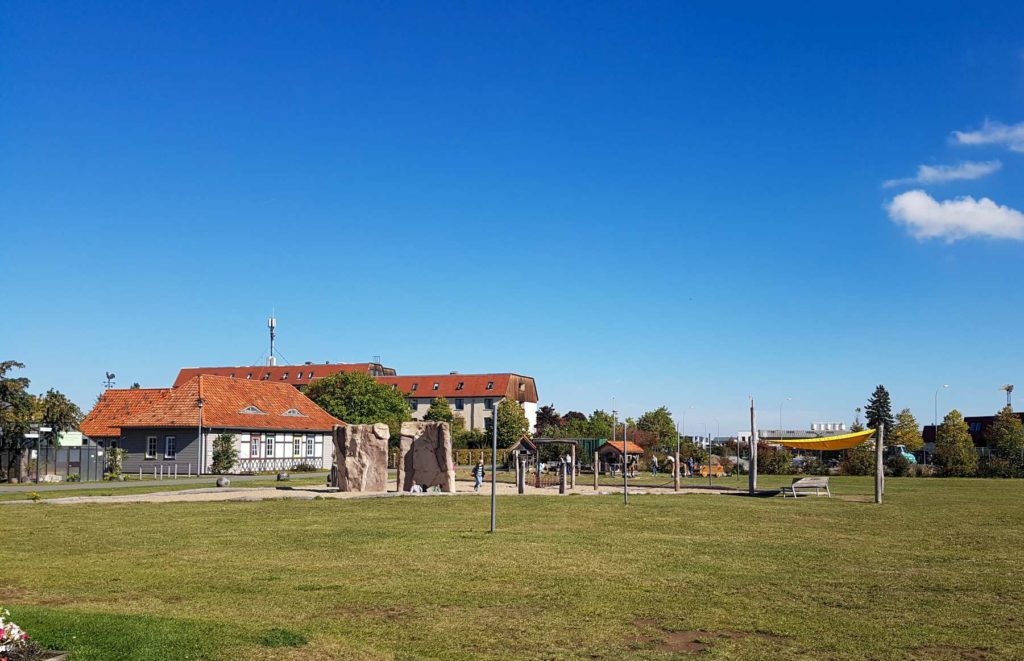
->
[409,481,424,493]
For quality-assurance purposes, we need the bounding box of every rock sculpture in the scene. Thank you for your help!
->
[333,423,390,492]
[398,421,456,492]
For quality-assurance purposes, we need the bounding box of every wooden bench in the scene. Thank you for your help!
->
[781,476,831,498]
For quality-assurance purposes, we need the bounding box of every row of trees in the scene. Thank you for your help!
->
[0,361,84,482]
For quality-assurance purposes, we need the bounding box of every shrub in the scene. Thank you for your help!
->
[977,456,1023,478]
[210,434,239,474]
[106,447,126,478]
[292,462,319,472]
[841,445,876,476]
[65,473,80,483]
[885,454,912,477]
[756,443,792,475]
[795,456,829,476]
[26,492,41,502]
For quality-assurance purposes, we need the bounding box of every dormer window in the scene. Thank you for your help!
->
[281,372,289,380]
[432,383,439,390]
[486,381,494,390]
[295,372,303,380]
[282,408,305,417]
[411,383,418,391]
[240,406,265,415]
[519,383,525,391]
[262,373,271,380]
[247,373,253,379]
[308,371,315,379]
[456,382,464,390]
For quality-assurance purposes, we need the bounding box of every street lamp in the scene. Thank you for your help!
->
[1001,384,1014,409]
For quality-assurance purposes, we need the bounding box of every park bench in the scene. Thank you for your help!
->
[781,476,831,498]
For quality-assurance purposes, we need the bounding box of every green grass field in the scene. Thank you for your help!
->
[2,477,1022,660]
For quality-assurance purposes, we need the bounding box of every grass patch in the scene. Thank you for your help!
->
[1,477,1021,659]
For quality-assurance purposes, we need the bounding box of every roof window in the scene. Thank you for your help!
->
[456,382,464,390]
[240,406,265,415]
[432,383,439,390]
[295,372,303,380]
[486,381,494,390]
[247,373,253,379]
[411,383,418,391]
[281,372,289,380]
[263,373,271,380]
[282,408,305,417]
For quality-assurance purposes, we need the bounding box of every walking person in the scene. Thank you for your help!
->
[651,454,659,477]
[472,460,485,492]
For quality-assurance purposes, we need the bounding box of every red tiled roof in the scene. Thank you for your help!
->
[378,374,534,400]
[80,388,172,438]
[600,441,645,455]
[172,363,394,388]
[121,375,343,431]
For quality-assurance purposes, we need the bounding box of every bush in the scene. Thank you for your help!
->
[65,473,80,483]
[885,454,912,477]
[210,434,239,474]
[105,447,127,479]
[795,456,829,476]
[977,456,1024,478]
[841,445,876,476]
[292,462,319,472]
[756,443,792,475]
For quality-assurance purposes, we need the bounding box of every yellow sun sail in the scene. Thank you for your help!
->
[772,428,875,451]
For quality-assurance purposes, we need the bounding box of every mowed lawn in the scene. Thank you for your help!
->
[2,478,1022,660]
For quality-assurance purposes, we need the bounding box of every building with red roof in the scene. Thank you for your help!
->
[84,375,342,474]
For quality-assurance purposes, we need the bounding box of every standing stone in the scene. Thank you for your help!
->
[333,423,389,492]
[399,421,456,492]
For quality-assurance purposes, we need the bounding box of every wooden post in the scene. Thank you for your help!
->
[875,423,885,504]
[593,451,599,490]
[749,398,759,494]
[673,450,680,491]
[513,450,520,486]
[570,445,576,489]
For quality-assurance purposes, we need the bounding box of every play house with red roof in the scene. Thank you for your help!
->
[84,375,342,474]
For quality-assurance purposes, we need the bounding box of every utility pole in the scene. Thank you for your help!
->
[490,405,498,532]
[749,397,758,494]
[623,420,629,505]
[875,424,885,504]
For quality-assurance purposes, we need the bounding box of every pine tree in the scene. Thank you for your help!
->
[985,406,1024,460]
[865,385,895,438]
[934,409,977,477]
[891,408,924,451]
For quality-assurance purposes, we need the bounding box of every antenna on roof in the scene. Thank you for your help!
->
[103,372,116,389]
[267,316,277,366]
[372,355,381,364]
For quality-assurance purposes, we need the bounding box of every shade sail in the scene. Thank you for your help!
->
[772,428,875,451]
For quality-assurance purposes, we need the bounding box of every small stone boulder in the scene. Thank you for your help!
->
[215,477,230,488]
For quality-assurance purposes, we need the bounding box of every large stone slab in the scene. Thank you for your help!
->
[398,421,456,492]
[333,423,389,492]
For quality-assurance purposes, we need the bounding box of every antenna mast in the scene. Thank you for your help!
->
[267,316,277,366]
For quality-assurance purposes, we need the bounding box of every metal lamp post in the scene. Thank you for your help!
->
[490,404,497,532]
[197,397,204,475]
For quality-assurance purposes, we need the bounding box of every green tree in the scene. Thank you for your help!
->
[423,397,455,423]
[210,434,239,474]
[891,408,923,451]
[303,372,412,437]
[985,406,1024,460]
[934,409,977,477]
[535,404,561,436]
[841,444,876,476]
[492,399,529,449]
[587,410,615,439]
[0,361,35,481]
[36,389,83,436]
[636,406,677,449]
[865,385,895,436]
[850,407,865,432]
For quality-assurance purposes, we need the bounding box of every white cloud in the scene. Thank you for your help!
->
[887,190,1024,242]
[883,160,1002,188]
[952,119,1024,152]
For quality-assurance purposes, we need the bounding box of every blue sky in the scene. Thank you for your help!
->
[2,1,1022,433]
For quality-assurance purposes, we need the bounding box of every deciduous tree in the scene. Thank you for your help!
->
[303,372,411,437]
[636,406,677,449]
[891,408,924,451]
[934,409,977,477]
[423,397,455,424]
[985,406,1024,460]
[493,399,529,449]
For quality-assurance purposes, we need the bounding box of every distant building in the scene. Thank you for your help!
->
[737,421,849,446]
[173,365,540,433]
[380,373,538,432]
[82,376,341,474]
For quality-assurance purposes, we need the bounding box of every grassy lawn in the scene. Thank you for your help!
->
[2,477,1022,659]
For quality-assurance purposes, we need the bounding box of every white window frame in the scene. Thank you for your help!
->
[146,436,157,459]
[305,434,314,457]
[164,435,176,459]
[292,435,302,457]
[250,434,260,457]
[266,433,275,457]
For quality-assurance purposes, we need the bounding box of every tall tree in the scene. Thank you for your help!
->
[303,372,412,437]
[587,410,615,439]
[985,406,1024,460]
[535,404,561,436]
[636,406,677,448]
[865,385,895,437]
[37,389,83,435]
[492,399,529,448]
[423,397,455,423]
[850,407,864,432]
[933,409,977,477]
[0,361,34,481]
[891,408,924,451]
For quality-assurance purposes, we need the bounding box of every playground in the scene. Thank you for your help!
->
[2,476,1022,660]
